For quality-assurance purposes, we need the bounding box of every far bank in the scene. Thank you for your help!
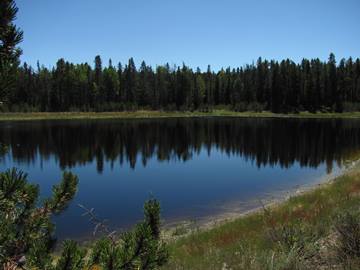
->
[1,110,360,121]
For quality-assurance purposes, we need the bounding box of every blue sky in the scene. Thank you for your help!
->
[16,0,360,71]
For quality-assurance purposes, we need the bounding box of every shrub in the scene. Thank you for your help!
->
[266,221,319,263]
[343,102,360,112]
[233,102,248,112]
[335,211,360,260]
[269,224,303,250]
[54,240,86,270]
[163,103,177,112]
[246,102,265,112]
[198,104,213,112]
[85,198,168,270]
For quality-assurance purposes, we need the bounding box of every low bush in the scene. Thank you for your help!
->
[335,210,360,261]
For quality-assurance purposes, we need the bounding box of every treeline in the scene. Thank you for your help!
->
[6,53,360,113]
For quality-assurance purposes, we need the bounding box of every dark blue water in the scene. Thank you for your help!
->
[0,117,359,240]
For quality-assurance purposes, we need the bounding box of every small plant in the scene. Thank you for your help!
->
[82,198,169,270]
[268,223,304,251]
[266,221,320,267]
[55,240,86,270]
[334,210,360,261]
[172,224,189,236]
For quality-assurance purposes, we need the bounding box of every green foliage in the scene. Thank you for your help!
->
[0,168,78,268]
[54,240,86,270]
[0,167,168,269]
[7,52,360,113]
[144,197,161,239]
[47,171,79,213]
[87,198,169,270]
[0,0,23,62]
[0,0,23,103]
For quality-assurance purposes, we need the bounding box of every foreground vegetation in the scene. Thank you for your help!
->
[0,168,168,270]
[163,162,360,269]
[1,110,360,121]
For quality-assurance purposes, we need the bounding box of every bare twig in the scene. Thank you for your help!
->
[78,204,117,244]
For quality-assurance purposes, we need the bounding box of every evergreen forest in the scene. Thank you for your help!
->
[5,54,360,113]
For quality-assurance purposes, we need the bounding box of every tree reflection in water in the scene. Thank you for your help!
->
[1,118,360,173]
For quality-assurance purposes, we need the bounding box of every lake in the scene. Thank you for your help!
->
[1,117,360,241]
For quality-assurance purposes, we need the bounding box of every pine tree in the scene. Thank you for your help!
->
[86,198,168,270]
[256,57,265,104]
[94,55,102,86]
[124,58,138,106]
[205,65,214,110]
[270,61,281,113]
[0,168,78,268]
[54,240,86,270]
[52,59,66,111]
[327,53,338,110]
[0,0,23,104]
[138,61,151,107]
[1,168,169,269]
[194,71,206,108]
[103,59,120,106]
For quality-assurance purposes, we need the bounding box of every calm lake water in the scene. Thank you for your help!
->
[1,117,360,240]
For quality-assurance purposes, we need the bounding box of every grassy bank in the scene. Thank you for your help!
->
[162,162,360,269]
[1,110,360,121]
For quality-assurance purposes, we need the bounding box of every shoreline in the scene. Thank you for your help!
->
[61,161,353,248]
[163,158,360,239]
[69,158,359,246]
[164,158,360,268]
[1,110,360,121]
